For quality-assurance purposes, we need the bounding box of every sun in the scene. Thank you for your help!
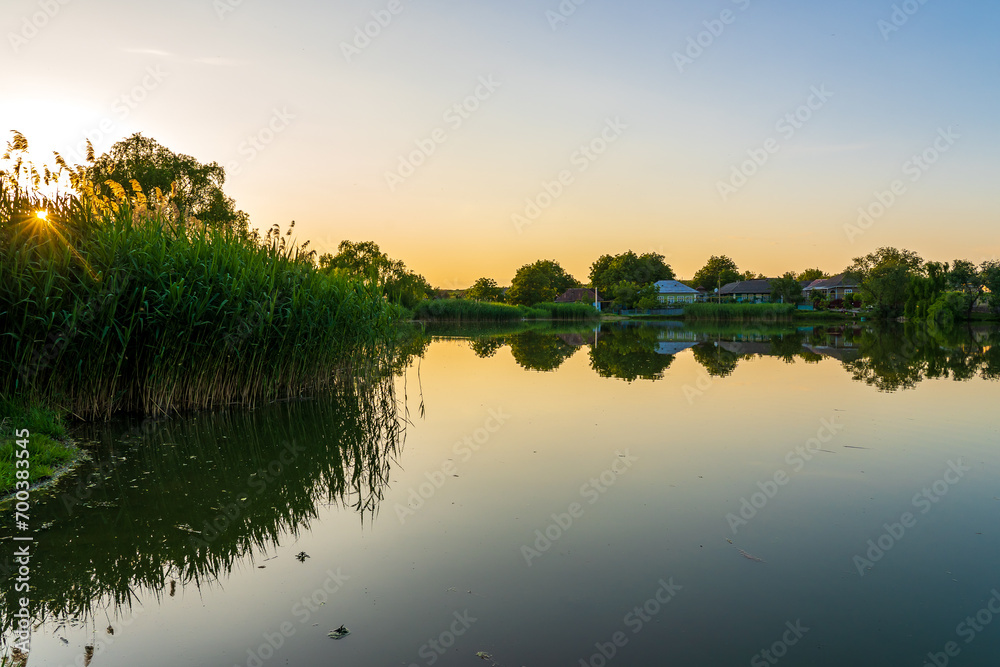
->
[36,210,48,222]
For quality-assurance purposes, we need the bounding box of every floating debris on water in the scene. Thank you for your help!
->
[295,551,310,562]
[174,524,201,534]
[738,549,765,563]
[329,624,350,640]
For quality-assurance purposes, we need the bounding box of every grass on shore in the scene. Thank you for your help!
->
[0,397,79,496]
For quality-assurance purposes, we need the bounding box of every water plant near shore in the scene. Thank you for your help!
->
[0,136,398,417]
[412,298,598,322]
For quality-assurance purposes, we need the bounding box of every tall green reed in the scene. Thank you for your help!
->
[1,144,398,417]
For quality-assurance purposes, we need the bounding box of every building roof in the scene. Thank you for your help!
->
[554,288,606,303]
[653,280,700,294]
[719,279,773,295]
[803,274,857,291]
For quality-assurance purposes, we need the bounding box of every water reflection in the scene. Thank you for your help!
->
[443,321,1000,389]
[0,354,416,634]
[3,320,999,662]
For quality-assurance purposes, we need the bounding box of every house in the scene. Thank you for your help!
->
[719,279,774,303]
[802,274,859,302]
[555,288,609,311]
[653,280,701,305]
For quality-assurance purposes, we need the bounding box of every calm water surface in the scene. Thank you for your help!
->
[2,322,1000,667]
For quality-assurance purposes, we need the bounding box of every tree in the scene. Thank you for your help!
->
[905,261,948,319]
[845,247,923,318]
[982,260,1000,313]
[946,259,992,319]
[466,277,504,302]
[507,260,580,306]
[797,268,827,282]
[607,281,660,310]
[739,270,765,281]
[319,240,431,309]
[770,272,804,305]
[692,256,740,293]
[589,251,673,296]
[86,133,248,232]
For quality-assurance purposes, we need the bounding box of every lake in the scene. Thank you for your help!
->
[3,321,1000,667]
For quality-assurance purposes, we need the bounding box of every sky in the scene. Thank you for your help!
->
[3,0,998,287]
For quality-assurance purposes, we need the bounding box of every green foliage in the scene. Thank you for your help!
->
[86,133,249,233]
[904,259,996,321]
[319,240,432,309]
[412,299,597,322]
[692,255,741,292]
[608,281,659,310]
[507,259,580,306]
[770,272,804,305]
[926,292,965,329]
[845,247,923,318]
[946,258,992,318]
[983,260,1000,313]
[531,302,600,320]
[414,299,527,322]
[682,303,796,322]
[0,397,78,494]
[589,250,673,295]
[797,268,828,282]
[0,433,78,494]
[1,136,398,417]
[0,396,66,439]
[466,277,505,302]
[906,262,948,319]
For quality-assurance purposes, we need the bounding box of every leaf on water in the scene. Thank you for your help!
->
[328,624,350,640]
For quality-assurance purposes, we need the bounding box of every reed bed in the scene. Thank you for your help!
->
[413,298,599,322]
[682,303,797,322]
[0,178,397,418]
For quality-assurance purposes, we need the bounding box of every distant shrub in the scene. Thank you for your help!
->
[683,303,796,322]
[413,299,598,322]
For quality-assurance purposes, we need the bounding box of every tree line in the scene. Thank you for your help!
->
[64,134,1000,320]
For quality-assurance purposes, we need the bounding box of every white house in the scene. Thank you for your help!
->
[653,280,700,305]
